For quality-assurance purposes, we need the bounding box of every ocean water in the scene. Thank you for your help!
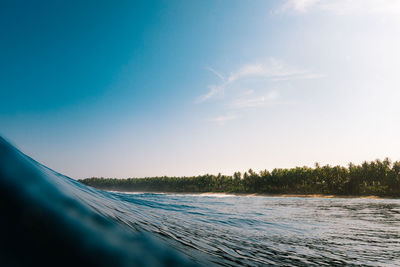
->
[112,192,400,266]
[1,137,399,266]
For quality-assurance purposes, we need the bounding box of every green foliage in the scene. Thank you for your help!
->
[79,158,400,197]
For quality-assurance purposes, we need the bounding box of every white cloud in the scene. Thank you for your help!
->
[271,73,325,82]
[226,58,312,84]
[279,0,400,15]
[281,0,319,13]
[196,85,219,102]
[207,67,225,81]
[231,96,266,109]
[201,59,321,123]
[231,91,279,109]
[209,114,239,124]
[198,58,321,102]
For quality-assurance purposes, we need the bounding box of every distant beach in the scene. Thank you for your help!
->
[108,190,389,199]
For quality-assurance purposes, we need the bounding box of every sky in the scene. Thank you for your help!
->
[1,0,400,179]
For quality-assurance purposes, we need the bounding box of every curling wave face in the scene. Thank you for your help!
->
[1,136,400,266]
[0,137,200,266]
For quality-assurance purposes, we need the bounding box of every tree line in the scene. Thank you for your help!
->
[79,158,400,197]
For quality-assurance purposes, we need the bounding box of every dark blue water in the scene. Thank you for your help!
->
[1,137,399,266]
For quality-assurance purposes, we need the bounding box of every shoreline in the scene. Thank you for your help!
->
[106,190,396,199]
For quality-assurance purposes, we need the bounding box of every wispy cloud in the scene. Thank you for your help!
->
[280,0,319,13]
[197,85,220,102]
[207,67,225,81]
[196,67,227,103]
[202,59,321,124]
[231,91,279,109]
[278,0,400,15]
[271,73,325,82]
[198,58,321,103]
[209,114,240,124]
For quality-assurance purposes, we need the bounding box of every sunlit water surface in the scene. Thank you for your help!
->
[107,192,400,266]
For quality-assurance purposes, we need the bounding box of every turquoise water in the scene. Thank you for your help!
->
[1,137,399,266]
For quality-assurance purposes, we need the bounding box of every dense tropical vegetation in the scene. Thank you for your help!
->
[79,158,400,197]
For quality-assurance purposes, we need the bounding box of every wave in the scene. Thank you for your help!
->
[2,136,400,266]
[0,137,204,266]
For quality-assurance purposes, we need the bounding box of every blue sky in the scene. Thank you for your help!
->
[1,0,399,178]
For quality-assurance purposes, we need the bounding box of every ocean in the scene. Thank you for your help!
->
[1,137,399,266]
